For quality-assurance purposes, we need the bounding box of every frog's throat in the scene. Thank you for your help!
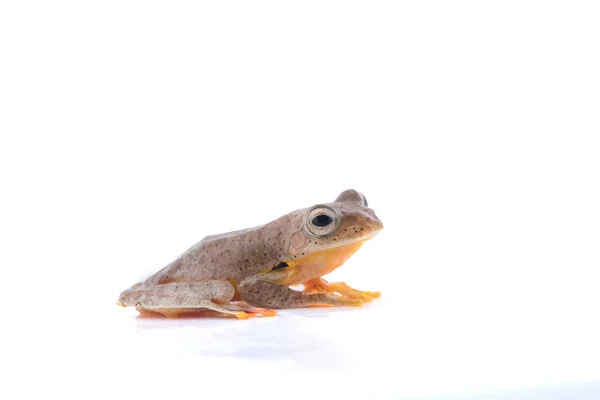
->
[262,239,367,286]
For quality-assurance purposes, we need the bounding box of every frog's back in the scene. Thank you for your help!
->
[143,213,298,286]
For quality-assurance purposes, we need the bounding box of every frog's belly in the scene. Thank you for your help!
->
[279,240,366,286]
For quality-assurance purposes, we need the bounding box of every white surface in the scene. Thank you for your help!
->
[16,292,600,399]
[2,1,600,399]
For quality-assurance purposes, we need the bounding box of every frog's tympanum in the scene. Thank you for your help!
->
[118,189,383,319]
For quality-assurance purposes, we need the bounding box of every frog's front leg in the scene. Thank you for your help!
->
[239,276,363,309]
[118,280,275,319]
[303,277,381,303]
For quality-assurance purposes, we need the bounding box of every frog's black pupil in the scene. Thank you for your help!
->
[312,214,333,227]
[363,195,368,207]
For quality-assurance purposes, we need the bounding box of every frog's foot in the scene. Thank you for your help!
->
[303,278,381,303]
[134,301,276,319]
[222,303,278,318]
[188,302,277,319]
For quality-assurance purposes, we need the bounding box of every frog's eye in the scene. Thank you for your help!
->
[305,205,338,236]
[312,214,333,227]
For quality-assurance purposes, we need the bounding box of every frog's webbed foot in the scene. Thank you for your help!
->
[303,278,381,303]
[135,301,269,319]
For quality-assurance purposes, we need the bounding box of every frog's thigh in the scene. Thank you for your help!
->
[118,280,244,317]
[239,278,363,309]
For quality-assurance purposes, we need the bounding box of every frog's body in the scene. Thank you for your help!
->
[118,189,383,319]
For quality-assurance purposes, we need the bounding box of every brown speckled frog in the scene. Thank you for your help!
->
[118,189,383,319]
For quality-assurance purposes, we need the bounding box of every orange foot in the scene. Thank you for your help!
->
[237,307,277,319]
[303,278,381,303]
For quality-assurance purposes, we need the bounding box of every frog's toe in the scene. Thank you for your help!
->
[242,307,278,318]
[344,290,381,302]
[234,311,250,320]
[328,282,381,302]
[344,298,365,307]
[252,308,278,317]
[333,296,364,307]
[226,304,277,318]
[343,286,381,299]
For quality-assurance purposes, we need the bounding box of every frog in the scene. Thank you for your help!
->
[117,189,383,319]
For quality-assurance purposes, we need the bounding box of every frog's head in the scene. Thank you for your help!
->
[288,189,383,258]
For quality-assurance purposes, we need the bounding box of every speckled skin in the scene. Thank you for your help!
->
[118,189,383,317]
[143,212,303,286]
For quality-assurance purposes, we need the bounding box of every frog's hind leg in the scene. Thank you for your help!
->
[118,280,272,319]
[239,277,365,309]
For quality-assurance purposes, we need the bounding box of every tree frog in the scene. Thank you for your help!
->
[118,189,383,319]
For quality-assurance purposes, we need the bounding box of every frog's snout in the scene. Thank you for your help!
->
[372,217,384,235]
[375,216,384,231]
[365,208,384,232]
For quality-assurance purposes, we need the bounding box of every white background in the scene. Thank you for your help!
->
[1,1,599,399]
